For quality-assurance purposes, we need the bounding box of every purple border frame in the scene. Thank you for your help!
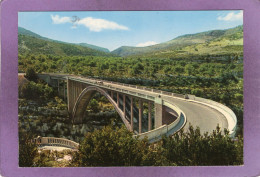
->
[1,0,260,176]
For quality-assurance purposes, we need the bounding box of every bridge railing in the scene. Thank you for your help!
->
[35,137,79,149]
[72,76,187,100]
[192,96,237,136]
[72,77,157,101]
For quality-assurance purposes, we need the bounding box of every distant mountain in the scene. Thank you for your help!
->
[18,27,111,55]
[18,26,243,58]
[77,43,110,53]
[111,25,243,57]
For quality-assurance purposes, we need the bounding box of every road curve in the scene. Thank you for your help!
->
[164,96,228,134]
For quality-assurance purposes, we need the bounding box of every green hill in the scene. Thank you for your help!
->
[18,27,45,39]
[111,25,243,57]
[18,27,111,56]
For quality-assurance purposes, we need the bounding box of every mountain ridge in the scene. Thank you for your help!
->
[18,25,243,58]
[111,25,243,57]
[18,27,110,53]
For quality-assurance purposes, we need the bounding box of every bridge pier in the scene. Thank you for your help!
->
[139,100,143,134]
[63,80,66,101]
[130,96,134,132]
[154,98,163,128]
[67,78,88,122]
[117,92,119,107]
[57,79,60,93]
[148,102,152,131]
[67,78,71,117]
[123,94,126,118]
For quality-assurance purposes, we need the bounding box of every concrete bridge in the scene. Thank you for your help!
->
[37,73,237,141]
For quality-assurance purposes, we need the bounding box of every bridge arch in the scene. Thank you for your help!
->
[72,86,132,130]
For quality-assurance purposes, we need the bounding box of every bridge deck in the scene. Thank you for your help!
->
[69,75,229,134]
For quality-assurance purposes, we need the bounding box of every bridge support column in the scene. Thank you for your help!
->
[111,91,114,100]
[154,100,163,128]
[67,78,71,117]
[148,102,152,131]
[139,100,143,134]
[117,92,119,107]
[130,96,134,132]
[63,80,66,101]
[123,94,126,117]
[57,79,60,94]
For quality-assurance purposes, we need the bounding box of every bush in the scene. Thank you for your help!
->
[19,81,54,100]
[161,125,243,166]
[25,67,38,82]
[70,124,243,166]
[73,125,149,166]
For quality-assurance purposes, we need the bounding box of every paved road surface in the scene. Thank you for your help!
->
[165,97,228,134]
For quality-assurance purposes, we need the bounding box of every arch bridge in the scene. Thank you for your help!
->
[37,73,237,141]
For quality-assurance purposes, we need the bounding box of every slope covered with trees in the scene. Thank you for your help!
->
[111,25,243,57]
[18,27,112,56]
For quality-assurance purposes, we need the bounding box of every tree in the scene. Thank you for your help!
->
[25,67,38,82]
[73,125,149,166]
[88,99,100,113]
[161,125,243,166]
[19,129,38,167]
[163,66,171,74]
[185,64,195,75]
[19,81,54,100]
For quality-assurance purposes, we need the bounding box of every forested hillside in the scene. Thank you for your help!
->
[112,25,243,57]
[18,27,111,56]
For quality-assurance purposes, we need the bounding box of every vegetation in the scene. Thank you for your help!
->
[160,125,243,165]
[18,35,113,57]
[68,124,243,166]
[73,124,147,166]
[19,81,54,100]
[18,27,111,53]
[111,25,243,57]
[19,123,243,167]
[19,129,38,167]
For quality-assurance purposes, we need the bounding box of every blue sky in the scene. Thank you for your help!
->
[18,11,243,51]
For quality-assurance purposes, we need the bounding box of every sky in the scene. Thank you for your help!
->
[18,11,243,51]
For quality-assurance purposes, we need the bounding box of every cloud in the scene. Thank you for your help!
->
[51,15,129,32]
[77,17,129,32]
[51,15,71,24]
[136,41,158,47]
[217,11,243,21]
